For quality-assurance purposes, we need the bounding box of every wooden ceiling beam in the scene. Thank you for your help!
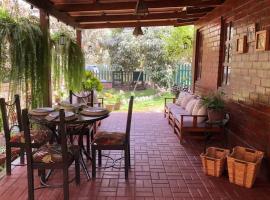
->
[55,0,224,12]
[74,12,205,23]
[24,0,78,27]
[186,6,215,14]
[79,20,196,29]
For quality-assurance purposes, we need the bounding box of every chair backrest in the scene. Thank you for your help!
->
[22,108,69,164]
[0,95,23,142]
[125,96,134,143]
[69,90,94,107]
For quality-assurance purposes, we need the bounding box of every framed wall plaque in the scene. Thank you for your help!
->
[247,23,257,42]
[236,35,247,53]
[255,30,269,51]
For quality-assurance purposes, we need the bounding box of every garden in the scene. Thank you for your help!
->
[100,88,174,112]
[0,1,194,177]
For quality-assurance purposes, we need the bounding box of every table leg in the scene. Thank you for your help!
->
[80,150,91,180]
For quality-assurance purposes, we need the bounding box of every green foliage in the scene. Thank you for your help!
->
[89,26,194,88]
[163,26,194,63]
[82,71,103,92]
[51,32,85,92]
[0,8,50,107]
[100,28,174,87]
[201,91,225,110]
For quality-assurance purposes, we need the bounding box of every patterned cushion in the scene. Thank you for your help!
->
[10,130,50,144]
[32,144,76,163]
[93,131,126,145]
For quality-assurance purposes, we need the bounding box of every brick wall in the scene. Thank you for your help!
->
[194,0,270,158]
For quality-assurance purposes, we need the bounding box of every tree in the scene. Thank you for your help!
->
[163,25,194,63]
[82,26,194,88]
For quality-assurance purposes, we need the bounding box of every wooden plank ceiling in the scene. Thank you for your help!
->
[25,0,225,29]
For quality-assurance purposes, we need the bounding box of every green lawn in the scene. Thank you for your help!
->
[99,88,174,112]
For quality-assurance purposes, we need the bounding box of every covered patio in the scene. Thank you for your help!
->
[1,0,270,199]
[1,112,270,200]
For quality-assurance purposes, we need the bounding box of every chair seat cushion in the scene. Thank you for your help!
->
[32,144,77,163]
[93,131,126,145]
[10,130,50,144]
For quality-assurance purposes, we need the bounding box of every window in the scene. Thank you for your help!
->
[195,30,203,81]
[222,22,233,85]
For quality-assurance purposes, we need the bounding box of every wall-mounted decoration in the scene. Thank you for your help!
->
[247,23,257,42]
[236,35,247,53]
[255,30,269,51]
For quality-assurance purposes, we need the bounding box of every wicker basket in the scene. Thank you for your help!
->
[227,146,264,188]
[200,147,230,177]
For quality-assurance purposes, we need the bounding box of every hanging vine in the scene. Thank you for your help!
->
[0,8,85,107]
[51,32,85,95]
[0,8,50,107]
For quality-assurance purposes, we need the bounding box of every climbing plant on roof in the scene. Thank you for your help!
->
[51,31,85,94]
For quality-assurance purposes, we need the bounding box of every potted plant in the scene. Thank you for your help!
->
[201,91,225,122]
[81,71,103,105]
[114,97,121,110]
[82,71,103,92]
[114,90,125,110]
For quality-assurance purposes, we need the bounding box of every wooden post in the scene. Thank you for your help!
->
[40,9,52,107]
[76,30,82,47]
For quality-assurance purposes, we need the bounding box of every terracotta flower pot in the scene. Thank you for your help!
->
[114,102,121,110]
[105,104,115,112]
[207,109,224,122]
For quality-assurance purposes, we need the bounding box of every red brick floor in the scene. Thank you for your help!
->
[0,112,270,200]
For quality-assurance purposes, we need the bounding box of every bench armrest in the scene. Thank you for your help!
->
[180,115,208,128]
[164,97,176,106]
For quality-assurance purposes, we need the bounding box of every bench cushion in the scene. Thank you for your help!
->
[175,116,205,128]
[170,106,189,119]
[175,92,188,106]
[181,94,195,108]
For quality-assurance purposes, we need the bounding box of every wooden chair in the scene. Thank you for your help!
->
[22,109,80,200]
[91,96,134,179]
[0,95,50,175]
[68,90,104,156]
[69,90,104,107]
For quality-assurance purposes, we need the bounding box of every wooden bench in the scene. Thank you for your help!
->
[164,94,226,144]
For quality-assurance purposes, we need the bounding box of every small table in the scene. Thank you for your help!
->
[29,109,109,180]
[204,114,230,152]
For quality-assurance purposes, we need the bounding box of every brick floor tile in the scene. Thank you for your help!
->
[0,112,269,200]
